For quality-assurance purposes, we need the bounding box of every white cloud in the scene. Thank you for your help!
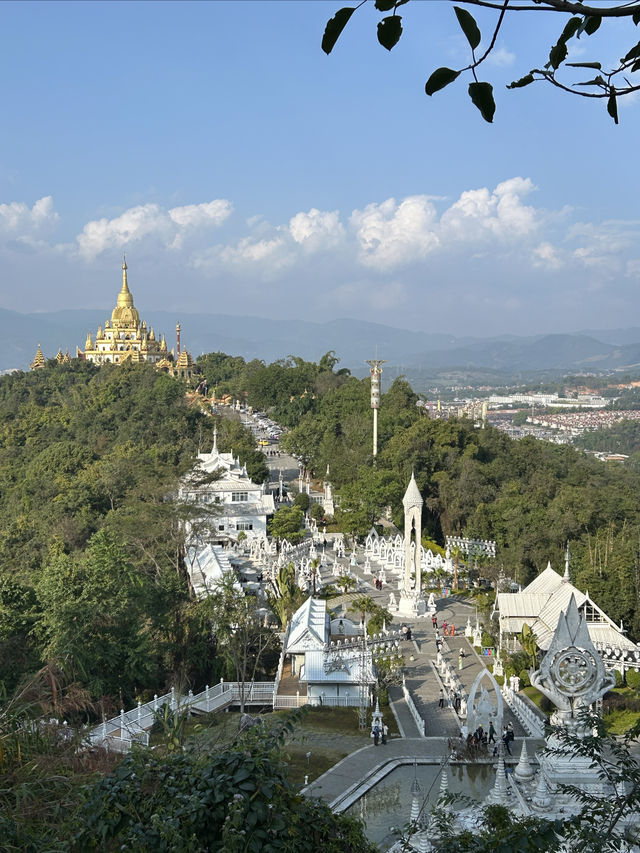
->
[0,195,59,234]
[533,241,563,269]
[486,45,516,67]
[350,196,439,269]
[168,200,232,228]
[289,208,344,251]
[75,199,232,258]
[441,177,537,243]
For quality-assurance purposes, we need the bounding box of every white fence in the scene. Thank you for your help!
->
[502,685,546,737]
[90,680,277,752]
[402,682,426,737]
[273,694,367,710]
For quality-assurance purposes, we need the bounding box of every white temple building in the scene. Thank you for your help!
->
[178,427,275,544]
[282,597,376,703]
[494,552,638,660]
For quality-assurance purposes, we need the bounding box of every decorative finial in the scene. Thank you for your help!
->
[122,252,127,270]
[563,541,570,582]
[212,424,218,454]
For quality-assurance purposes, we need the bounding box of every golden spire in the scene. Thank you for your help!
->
[30,343,45,370]
[117,254,134,309]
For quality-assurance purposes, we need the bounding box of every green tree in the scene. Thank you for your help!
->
[74,717,377,852]
[269,506,305,544]
[208,573,280,712]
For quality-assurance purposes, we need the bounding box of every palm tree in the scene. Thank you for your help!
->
[336,575,357,595]
[348,594,379,634]
[519,623,538,669]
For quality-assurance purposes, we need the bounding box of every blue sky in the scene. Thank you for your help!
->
[1,0,639,337]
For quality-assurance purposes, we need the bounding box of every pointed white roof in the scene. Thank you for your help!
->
[402,472,423,509]
[496,562,637,651]
[285,597,328,653]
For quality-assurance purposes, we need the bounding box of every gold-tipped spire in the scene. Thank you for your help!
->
[30,343,45,370]
[118,254,133,309]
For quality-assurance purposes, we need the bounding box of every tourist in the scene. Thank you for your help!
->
[434,616,438,629]
[502,728,512,755]
[402,625,408,637]
[506,722,515,744]
[454,692,461,712]
[406,627,412,641]
[438,689,445,708]
[373,724,380,746]
[458,649,465,670]
[431,615,436,628]
[382,723,388,745]
[450,623,455,636]
[442,621,448,636]
[488,721,496,744]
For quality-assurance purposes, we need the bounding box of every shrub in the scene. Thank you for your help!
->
[518,669,531,688]
[614,669,625,688]
[481,631,495,648]
[294,492,310,511]
[626,669,640,690]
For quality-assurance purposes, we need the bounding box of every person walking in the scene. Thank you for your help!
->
[502,728,512,755]
[382,723,388,745]
[450,623,455,636]
[488,721,496,744]
[458,649,465,670]
[442,620,448,636]
[438,689,445,708]
[373,725,380,746]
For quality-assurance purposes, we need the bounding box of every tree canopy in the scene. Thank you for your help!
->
[322,0,640,123]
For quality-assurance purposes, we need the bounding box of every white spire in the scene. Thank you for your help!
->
[563,541,570,582]
[410,770,422,823]
[486,747,509,805]
[514,738,535,782]
[212,425,218,454]
[402,471,423,510]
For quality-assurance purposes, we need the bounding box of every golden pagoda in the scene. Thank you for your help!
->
[78,257,196,379]
[30,343,46,370]
[80,257,168,367]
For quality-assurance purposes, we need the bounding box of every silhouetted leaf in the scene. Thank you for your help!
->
[634,10,640,25]
[468,81,495,122]
[321,7,356,55]
[560,16,582,42]
[566,61,602,69]
[454,6,481,50]
[425,66,460,96]
[549,40,568,69]
[623,39,640,62]
[375,0,396,10]
[584,15,601,35]
[377,15,403,51]
[607,91,619,124]
[507,73,534,89]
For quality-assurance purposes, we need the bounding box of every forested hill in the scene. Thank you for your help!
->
[2,352,640,705]
[0,362,265,700]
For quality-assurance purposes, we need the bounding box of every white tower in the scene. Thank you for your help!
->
[394,472,428,618]
[403,472,423,596]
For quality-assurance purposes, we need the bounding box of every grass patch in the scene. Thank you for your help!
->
[603,707,640,735]
[273,705,369,736]
[521,685,552,718]
[283,743,348,786]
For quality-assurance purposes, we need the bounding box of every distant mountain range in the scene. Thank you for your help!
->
[3,307,640,383]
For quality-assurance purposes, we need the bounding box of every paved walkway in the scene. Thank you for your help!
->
[296,558,533,806]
